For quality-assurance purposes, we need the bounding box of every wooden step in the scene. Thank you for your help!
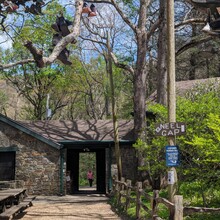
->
[0,196,36,220]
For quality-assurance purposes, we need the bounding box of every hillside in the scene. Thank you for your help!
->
[0,80,26,120]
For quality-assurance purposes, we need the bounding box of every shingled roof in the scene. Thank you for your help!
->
[0,113,60,149]
[20,120,134,143]
[148,77,220,102]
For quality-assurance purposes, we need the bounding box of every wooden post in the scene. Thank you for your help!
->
[125,179,131,211]
[112,175,116,194]
[120,177,125,207]
[136,182,142,219]
[166,0,177,219]
[167,0,176,127]
[151,190,159,219]
[174,195,183,220]
[117,180,122,205]
[115,176,119,203]
[121,177,125,191]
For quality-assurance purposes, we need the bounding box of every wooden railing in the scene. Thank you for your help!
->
[111,177,220,220]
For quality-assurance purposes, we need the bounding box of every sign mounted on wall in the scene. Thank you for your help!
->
[166,145,180,167]
[155,122,186,136]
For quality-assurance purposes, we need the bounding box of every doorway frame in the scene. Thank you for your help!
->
[60,140,113,195]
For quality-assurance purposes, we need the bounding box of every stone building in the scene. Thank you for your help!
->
[0,114,136,195]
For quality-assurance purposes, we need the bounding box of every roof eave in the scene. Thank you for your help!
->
[59,140,134,145]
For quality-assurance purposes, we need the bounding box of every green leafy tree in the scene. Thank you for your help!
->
[133,103,168,190]
[134,80,220,197]
[176,82,220,205]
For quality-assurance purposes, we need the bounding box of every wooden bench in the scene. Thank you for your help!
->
[0,196,36,220]
[0,188,27,211]
[0,195,13,213]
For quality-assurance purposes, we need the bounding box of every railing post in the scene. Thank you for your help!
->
[151,190,159,219]
[111,176,116,195]
[136,182,142,219]
[121,177,125,191]
[125,179,131,211]
[119,177,125,207]
[114,176,119,205]
[117,179,122,205]
[174,195,183,220]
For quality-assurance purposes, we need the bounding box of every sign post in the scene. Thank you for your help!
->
[167,0,177,218]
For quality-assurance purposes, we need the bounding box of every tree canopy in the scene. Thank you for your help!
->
[0,0,220,137]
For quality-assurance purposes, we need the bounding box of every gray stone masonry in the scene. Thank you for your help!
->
[111,145,137,181]
[0,121,60,195]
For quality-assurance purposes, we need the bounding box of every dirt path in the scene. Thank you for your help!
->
[15,194,122,220]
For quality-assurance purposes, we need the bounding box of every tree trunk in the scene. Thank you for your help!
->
[189,25,197,80]
[157,0,167,105]
[107,34,122,180]
[133,0,148,139]
[133,1,148,180]
[189,53,196,80]
[134,34,148,179]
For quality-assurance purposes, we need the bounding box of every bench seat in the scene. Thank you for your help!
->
[0,196,36,220]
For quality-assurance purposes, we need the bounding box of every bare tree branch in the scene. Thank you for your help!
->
[80,36,106,47]
[176,36,213,56]
[110,0,137,33]
[147,19,161,41]
[110,52,134,74]
[24,41,44,67]
[86,0,137,33]
[175,18,206,29]
[0,59,35,69]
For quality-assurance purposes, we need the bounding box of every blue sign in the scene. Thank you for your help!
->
[166,146,180,167]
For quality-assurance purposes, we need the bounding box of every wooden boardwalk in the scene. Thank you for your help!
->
[15,194,123,220]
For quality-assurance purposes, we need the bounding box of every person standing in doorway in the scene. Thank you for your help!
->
[87,170,93,187]
[66,171,72,194]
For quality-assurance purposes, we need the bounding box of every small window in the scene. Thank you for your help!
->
[0,152,15,181]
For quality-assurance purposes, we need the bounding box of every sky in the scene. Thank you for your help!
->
[0,34,13,50]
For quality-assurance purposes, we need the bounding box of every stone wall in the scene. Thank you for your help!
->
[111,144,137,181]
[0,121,60,195]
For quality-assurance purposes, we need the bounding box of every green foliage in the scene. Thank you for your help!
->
[133,103,168,189]
[176,87,220,194]
[179,181,206,205]
[184,213,220,220]
[59,55,133,120]
[157,204,169,219]
[133,81,220,209]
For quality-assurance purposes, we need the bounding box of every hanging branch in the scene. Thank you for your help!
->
[176,36,213,56]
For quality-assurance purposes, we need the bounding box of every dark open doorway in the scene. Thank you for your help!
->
[66,148,106,194]
[79,152,96,191]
